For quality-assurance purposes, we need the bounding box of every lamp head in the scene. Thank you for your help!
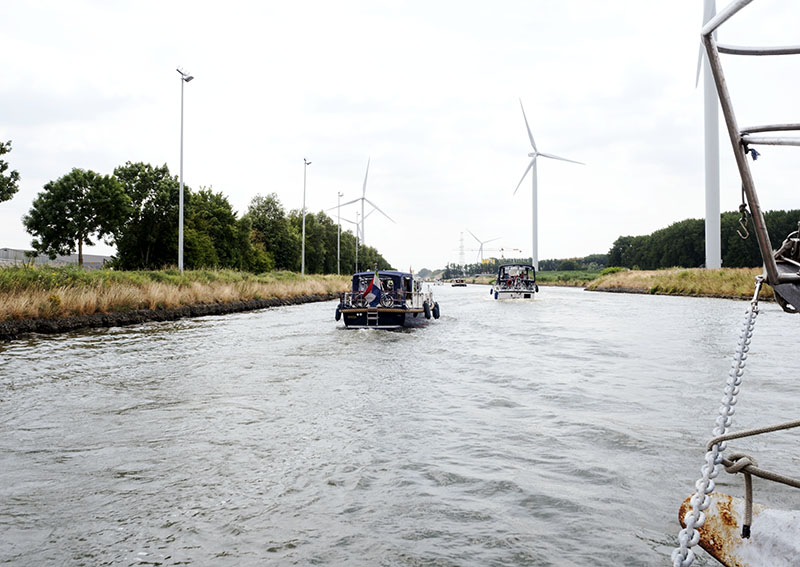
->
[176,68,194,82]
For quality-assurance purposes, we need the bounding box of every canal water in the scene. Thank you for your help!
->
[1,284,799,566]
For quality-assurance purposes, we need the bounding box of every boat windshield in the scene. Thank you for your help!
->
[498,265,534,281]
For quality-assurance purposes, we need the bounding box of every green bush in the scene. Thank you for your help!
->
[601,266,627,276]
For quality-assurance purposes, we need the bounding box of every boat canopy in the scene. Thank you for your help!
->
[496,264,536,281]
[351,271,415,293]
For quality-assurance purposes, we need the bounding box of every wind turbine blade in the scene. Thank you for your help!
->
[363,198,396,223]
[695,42,704,88]
[338,197,363,208]
[519,99,537,151]
[326,200,351,212]
[537,152,584,165]
[696,0,717,87]
[364,208,376,220]
[362,158,370,198]
[513,158,536,195]
[484,237,501,245]
[466,229,481,244]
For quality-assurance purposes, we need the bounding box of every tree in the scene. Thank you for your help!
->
[23,168,130,266]
[245,193,299,271]
[0,140,20,203]
[184,187,248,269]
[112,162,180,269]
[557,259,579,271]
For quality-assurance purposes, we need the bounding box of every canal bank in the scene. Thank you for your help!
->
[0,267,349,341]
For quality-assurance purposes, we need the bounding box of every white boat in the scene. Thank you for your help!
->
[489,263,538,300]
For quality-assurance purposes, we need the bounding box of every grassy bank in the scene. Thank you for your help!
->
[586,267,769,300]
[0,266,350,322]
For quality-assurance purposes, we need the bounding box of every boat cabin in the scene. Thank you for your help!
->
[496,264,536,285]
[351,270,417,306]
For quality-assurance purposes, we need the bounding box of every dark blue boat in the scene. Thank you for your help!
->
[336,270,440,329]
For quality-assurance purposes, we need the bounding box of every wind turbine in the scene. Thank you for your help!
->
[697,0,721,269]
[337,158,395,247]
[466,229,500,262]
[513,99,583,271]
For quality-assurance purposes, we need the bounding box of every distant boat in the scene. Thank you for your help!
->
[336,270,440,329]
[451,279,467,287]
[490,263,538,300]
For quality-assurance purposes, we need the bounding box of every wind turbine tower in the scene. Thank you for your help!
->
[699,0,721,269]
[514,99,583,271]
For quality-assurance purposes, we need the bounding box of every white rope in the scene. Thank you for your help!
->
[671,276,763,567]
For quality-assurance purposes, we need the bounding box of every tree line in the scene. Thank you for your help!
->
[20,161,391,273]
[607,210,800,269]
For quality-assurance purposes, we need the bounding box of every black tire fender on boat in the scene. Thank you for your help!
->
[335,305,341,321]
[494,290,499,300]
[535,283,539,293]
[432,302,440,319]
[423,301,431,320]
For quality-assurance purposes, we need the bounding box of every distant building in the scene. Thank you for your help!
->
[0,248,111,270]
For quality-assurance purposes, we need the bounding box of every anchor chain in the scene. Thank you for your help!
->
[672,276,764,567]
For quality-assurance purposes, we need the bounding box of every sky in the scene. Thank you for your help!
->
[1,0,799,272]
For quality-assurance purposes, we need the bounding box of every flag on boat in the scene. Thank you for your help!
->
[362,271,382,307]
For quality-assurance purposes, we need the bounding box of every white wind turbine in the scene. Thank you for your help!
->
[514,99,583,271]
[466,229,500,263]
[697,0,721,269]
[338,158,395,247]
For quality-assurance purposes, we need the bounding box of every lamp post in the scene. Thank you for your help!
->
[177,68,194,273]
[301,158,311,276]
[337,191,343,275]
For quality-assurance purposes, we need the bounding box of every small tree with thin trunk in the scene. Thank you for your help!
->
[23,168,130,266]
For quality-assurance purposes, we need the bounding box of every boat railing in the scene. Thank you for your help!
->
[340,289,428,309]
[702,2,800,311]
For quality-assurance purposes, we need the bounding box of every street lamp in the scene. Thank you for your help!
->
[177,68,194,273]
[337,191,343,275]
[301,158,311,276]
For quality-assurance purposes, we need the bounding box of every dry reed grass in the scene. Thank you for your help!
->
[586,267,770,300]
[0,268,350,321]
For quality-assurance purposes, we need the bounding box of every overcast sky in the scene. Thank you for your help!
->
[2,0,799,272]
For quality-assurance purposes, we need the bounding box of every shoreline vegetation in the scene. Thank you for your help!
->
[0,266,349,341]
[0,265,770,341]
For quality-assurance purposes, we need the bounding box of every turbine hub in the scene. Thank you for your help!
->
[527,152,537,158]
